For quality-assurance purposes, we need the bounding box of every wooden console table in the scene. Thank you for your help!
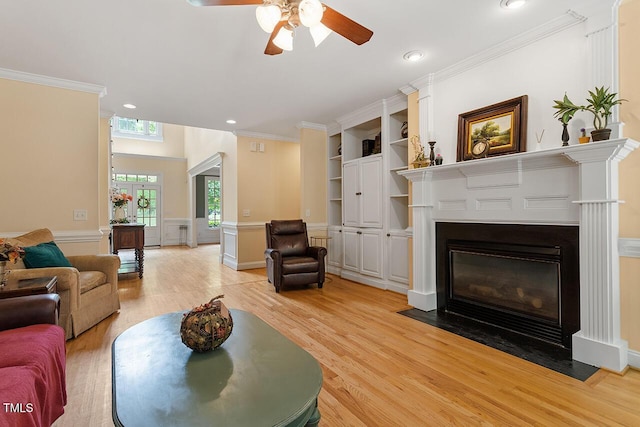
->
[111,224,145,278]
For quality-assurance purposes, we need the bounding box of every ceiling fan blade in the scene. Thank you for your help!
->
[264,21,285,56]
[187,0,262,6]
[321,4,373,45]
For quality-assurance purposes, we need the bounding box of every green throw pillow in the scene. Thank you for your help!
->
[23,241,73,268]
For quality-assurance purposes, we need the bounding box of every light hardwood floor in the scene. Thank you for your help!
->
[53,245,640,426]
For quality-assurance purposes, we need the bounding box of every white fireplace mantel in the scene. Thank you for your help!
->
[399,138,639,372]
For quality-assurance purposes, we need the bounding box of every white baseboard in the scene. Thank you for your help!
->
[619,238,640,258]
[628,349,640,369]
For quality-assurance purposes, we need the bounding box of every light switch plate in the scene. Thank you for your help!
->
[74,209,88,221]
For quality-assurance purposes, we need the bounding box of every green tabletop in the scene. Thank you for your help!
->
[112,310,322,427]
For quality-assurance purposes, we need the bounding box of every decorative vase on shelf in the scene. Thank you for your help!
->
[114,205,126,221]
[428,141,437,165]
[561,123,570,147]
[400,122,408,139]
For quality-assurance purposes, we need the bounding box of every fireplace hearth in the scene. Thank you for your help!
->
[436,222,580,349]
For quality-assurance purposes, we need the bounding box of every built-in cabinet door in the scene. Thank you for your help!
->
[342,228,360,272]
[343,161,359,227]
[328,228,343,267]
[359,156,383,228]
[343,156,383,228]
[387,233,409,284]
[361,228,383,278]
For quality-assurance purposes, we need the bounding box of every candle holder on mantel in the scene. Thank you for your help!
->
[428,141,437,166]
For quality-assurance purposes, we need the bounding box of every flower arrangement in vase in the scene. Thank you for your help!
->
[110,188,133,224]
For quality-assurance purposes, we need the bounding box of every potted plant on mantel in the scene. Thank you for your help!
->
[553,86,626,142]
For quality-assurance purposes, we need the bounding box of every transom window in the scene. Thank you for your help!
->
[112,116,163,141]
[113,174,159,183]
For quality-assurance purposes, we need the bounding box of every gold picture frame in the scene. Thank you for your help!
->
[457,95,528,161]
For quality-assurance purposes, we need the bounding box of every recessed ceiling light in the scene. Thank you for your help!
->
[403,50,424,62]
[123,103,137,109]
[226,119,237,124]
[501,0,526,9]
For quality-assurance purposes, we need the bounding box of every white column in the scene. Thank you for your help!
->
[585,0,623,138]
[417,73,434,144]
[564,138,638,372]
[401,168,437,311]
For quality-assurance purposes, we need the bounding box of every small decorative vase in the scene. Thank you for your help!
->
[590,129,611,142]
[114,205,126,221]
[400,122,409,139]
[428,141,437,166]
[180,295,233,352]
[561,123,570,147]
[578,136,590,144]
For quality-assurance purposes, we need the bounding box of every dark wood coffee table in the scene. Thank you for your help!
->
[112,309,323,427]
[0,276,57,299]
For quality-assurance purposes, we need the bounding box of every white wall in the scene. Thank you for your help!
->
[432,23,590,164]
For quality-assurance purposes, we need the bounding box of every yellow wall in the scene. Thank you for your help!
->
[0,78,107,254]
[299,127,327,227]
[236,135,300,264]
[618,0,640,351]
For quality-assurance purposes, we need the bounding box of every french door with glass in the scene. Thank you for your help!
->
[112,180,161,247]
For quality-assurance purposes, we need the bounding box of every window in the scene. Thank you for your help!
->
[112,116,163,141]
[112,173,159,183]
[206,177,221,228]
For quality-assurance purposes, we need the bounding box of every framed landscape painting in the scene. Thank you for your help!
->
[457,95,528,161]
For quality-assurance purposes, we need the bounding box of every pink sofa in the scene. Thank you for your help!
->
[0,294,67,427]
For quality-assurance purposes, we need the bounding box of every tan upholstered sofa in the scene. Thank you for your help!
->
[6,228,120,339]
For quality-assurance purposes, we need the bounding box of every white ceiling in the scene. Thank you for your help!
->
[0,0,595,139]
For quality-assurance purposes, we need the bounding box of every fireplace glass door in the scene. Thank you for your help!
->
[450,250,560,322]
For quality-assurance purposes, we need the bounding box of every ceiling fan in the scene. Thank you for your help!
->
[187,0,374,55]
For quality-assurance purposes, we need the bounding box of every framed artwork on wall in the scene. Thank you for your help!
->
[457,95,528,161]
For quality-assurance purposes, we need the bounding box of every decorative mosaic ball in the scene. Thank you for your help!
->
[180,295,233,352]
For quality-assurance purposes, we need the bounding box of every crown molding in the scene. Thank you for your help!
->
[0,67,107,97]
[385,93,409,115]
[234,130,299,143]
[296,121,327,132]
[336,99,384,129]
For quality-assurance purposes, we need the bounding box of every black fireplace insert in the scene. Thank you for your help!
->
[436,222,580,348]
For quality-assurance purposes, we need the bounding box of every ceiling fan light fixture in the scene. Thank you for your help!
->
[256,4,282,33]
[309,23,332,47]
[298,0,324,28]
[273,25,294,51]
